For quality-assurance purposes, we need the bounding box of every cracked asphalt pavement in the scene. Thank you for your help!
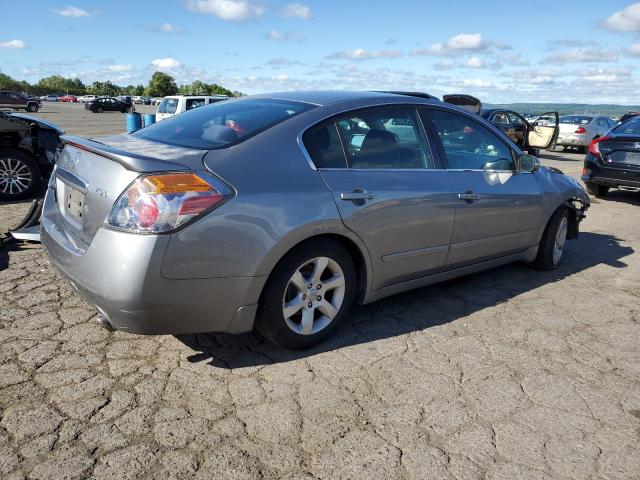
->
[0,105,639,479]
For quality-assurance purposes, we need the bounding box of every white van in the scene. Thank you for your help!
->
[156,95,230,121]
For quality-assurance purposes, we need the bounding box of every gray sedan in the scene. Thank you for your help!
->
[41,91,590,349]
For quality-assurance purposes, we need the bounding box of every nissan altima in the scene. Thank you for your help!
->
[41,91,590,349]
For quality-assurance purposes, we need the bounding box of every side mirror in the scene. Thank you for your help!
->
[519,154,540,172]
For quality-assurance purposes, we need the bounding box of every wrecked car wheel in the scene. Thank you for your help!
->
[0,149,41,201]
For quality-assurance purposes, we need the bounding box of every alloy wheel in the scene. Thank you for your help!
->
[552,216,568,265]
[0,158,32,196]
[282,256,346,335]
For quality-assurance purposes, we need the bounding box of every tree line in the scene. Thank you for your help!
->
[0,71,240,98]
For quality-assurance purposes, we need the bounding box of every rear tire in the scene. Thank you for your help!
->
[256,239,356,350]
[0,149,41,201]
[96,107,103,113]
[26,104,38,113]
[585,182,609,198]
[532,208,569,271]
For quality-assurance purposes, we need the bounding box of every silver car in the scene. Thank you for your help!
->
[41,91,590,349]
[557,115,616,152]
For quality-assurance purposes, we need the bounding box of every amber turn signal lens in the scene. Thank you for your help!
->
[141,173,213,194]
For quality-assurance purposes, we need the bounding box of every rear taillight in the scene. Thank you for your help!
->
[588,136,611,159]
[107,172,232,233]
[575,127,586,134]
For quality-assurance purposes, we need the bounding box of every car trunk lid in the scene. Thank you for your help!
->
[599,135,640,168]
[50,134,206,247]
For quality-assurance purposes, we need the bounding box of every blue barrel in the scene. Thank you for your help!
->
[143,114,156,127]
[125,113,142,133]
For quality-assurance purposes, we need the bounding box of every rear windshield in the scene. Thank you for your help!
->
[613,116,640,135]
[560,115,592,124]
[158,98,179,114]
[135,98,315,149]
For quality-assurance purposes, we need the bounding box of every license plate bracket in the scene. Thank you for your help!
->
[65,187,85,222]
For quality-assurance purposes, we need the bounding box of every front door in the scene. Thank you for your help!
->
[528,111,559,149]
[303,106,456,290]
[424,107,543,268]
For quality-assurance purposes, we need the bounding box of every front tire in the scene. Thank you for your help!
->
[256,239,356,350]
[532,208,569,271]
[27,104,38,113]
[585,182,609,198]
[0,149,41,201]
[96,106,103,113]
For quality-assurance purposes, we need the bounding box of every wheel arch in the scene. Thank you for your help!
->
[256,229,373,306]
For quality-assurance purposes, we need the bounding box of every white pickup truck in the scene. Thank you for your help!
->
[156,95,229,121]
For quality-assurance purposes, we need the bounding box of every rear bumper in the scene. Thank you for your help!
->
[583,155,640,189]
[40,191,266,335]
[557,134,587,147]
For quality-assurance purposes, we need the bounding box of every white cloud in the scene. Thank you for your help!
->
[462,78,492,88]
[107,64,133,73]
[186,0,265,21]
[151,57,182,70]
[263,30,304,42]
[157,23,184,33]
[629,43,640,56]
[466,56,485,68]
[52,6,92,18]
[602,2,640,32]
[0,39,26,49]
[543,48,619,63]
[282,3,311,19]
[414,33,484,56]
[326,48,402,61]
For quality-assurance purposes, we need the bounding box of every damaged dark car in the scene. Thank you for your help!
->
[0,111,63,200]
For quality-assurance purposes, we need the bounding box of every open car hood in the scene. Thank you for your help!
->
[442,94,482,115]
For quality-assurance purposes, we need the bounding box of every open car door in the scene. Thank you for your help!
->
[527,111,559,150]
[442,94,482,114]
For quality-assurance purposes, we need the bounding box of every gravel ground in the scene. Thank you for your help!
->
[0,104,639,479]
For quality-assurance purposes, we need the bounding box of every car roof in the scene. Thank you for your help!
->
[250,90,438,106]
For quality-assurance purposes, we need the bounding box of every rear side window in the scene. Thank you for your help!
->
[158,98,179,114]
[429,109,514,171]
[302,122,347,168]
[135,98,314,149]
[186,98,206,110]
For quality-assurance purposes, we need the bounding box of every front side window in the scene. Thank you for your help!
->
[429,109,515,171]
[135,98,314,149]
[492,112,509,124]
[507,112,525,126]
[158,98,179,114]
[334,108,434,169]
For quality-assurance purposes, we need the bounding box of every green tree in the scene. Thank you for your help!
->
[146,71,178,97]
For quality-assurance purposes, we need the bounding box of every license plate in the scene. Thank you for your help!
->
[623,152,640,164]
[65,187,85,222]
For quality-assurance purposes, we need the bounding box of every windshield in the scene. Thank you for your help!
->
[134,98,315,149]
[158,98,179,114]
[614,116,640,135]
[560,115,592,124]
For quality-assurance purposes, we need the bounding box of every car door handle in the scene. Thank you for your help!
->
[457,192,481,202]
[340,190,374,201]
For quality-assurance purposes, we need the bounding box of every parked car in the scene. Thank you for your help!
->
[43,94,61,102]
[85,97,134,113]
[0,111,63,200]
[151,97,163,105]
[59,95,78,103]
[583,115,640,197]
[481,108,559,155]
[156,95,229,121]
[78,95,98,103]
[41,91,589,349]
[0,91,41,113]
[556,115,615,153]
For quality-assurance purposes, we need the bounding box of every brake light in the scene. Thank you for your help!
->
[588,136,610,159]
[107,172,232,233]
[575,127,586,134]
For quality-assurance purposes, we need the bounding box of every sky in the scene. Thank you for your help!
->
[1,0,640,104]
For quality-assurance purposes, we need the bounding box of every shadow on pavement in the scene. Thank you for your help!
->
[176,231,634,369]
[596,189,640,207]
[539,150,584,162]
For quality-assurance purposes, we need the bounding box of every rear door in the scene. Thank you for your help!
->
[424,107,543,267]
[305,106,456,290]
[528,111,559,149]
